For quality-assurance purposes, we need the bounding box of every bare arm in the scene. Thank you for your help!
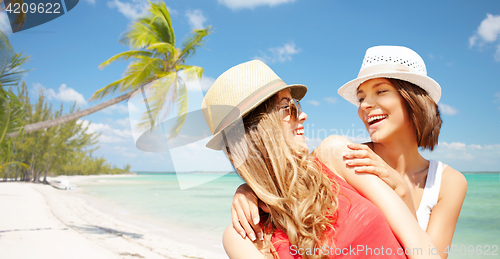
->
[426,166,467,259]
[231,184,265,241]
[223,225,267,259]
[344,142,417,218]
[315,135,440,259]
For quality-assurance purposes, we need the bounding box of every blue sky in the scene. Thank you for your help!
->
[3,0,500,172]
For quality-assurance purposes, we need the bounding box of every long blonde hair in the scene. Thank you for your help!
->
[223,96,339,258]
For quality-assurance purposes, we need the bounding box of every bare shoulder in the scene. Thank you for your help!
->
[314,135,352,160]
[440,164,468,200]
[317,135,353,149]
[312,135,354,179]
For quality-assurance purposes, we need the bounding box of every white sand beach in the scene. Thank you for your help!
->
[0,178,227,259]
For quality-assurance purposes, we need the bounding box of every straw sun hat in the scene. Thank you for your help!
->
[338,46,441,106]
[202,60,307,150]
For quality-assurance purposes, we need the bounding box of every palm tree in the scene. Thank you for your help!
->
[8,1,211,137]
[0,87,28,172]
[0,30,28,172]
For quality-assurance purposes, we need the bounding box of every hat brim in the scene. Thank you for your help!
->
[206,84,307,150]
[338,72,441,106]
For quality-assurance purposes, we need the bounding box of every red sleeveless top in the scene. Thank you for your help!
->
[269,159,407,258]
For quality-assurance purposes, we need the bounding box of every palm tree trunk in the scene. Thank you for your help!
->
[7,91,134,138]
[42,156,53,184]
[2,166,8,181]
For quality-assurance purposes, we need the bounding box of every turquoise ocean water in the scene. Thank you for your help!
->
[77,172,499,258]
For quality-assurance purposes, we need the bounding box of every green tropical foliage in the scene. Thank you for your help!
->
[0,87,27,172]
[1,83,132,182]
[0,30,130,181]
[93,1,211,136]
[0,30,28,172]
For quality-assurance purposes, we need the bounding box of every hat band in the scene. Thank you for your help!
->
[357,64,420,78]
[213,79,287,134]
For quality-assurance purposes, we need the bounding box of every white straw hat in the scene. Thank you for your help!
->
[338,46,441,106]
[202,60,307,150]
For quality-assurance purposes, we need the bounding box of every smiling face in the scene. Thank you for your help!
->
[356,78,414,143]
[275,89,308,151]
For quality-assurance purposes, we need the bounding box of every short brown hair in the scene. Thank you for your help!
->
[387,78,442,150]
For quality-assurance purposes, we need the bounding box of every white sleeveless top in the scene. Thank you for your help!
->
[416,160,446,230]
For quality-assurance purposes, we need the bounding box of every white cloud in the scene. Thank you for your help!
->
[102,103,129,115]
[428,53,435,60]
[255,42,300,64]
[115,117,130,128]
[468,144,483,150]
[33,83,87,105]
[0,11,12,34]
[107,0,149,20]
[475,14,500,43]
[306,100,320,106]
[439,103,458,115]
[469,13,500,61]
[422,142,500,171]
[186,9,206,30]
[79,119,133,143]
[469,35,478,47]
[219,0,295,10]
[439,142,467,151]
[324,97,337,104]
[84,0,96,5]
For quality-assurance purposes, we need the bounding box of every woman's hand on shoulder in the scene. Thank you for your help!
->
[316,136,415,214]
[231,183,267,241]
[426,165,467,259]
[343,143,412,203]
[316,136,435,258]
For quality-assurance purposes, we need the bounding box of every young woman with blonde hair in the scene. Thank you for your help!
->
[203,60,438,258]
[232,46,467,259]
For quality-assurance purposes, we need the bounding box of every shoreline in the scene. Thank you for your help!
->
[0,178,227,259]
[67,175,228,255]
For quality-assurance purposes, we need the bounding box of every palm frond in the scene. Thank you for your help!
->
[92,57,163,100]
[0,161,29,170]
[0,88,25,143]
[146,42,175,55]
[122,57,164,89]
[0,44,31,88]
[148,1,175,45]
[119,2,175,49]
[89,78,125,100]
[178,26,211,63]
[97,1,210,138]
[168,80,188,138]
[178,65,204,81]
[0,31,12,76]
[121,22,160,49]
[137,72,177,128]
[98,50,155,70]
